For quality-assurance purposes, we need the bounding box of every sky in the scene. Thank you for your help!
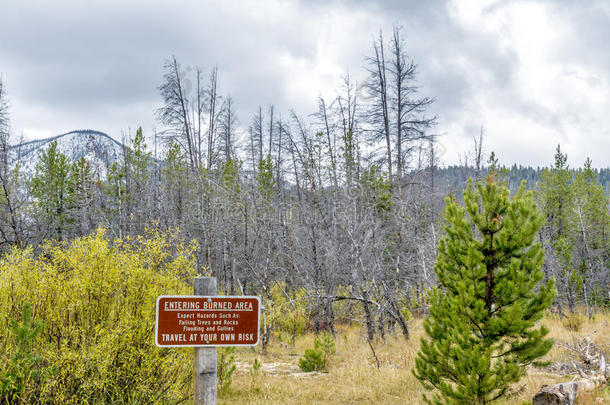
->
[1,0,608,168]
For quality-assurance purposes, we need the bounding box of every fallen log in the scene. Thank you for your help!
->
[533,376,606,405]
[533,354,608,405]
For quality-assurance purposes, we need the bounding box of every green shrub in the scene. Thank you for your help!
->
[298,332,336,372]
[0,228,199,403]
[0,302,45,403]
[250,357,262,377]
[218,347,237,393]
[298,348,326,372]
[314,332,335,356]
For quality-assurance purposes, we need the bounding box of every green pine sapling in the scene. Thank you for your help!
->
[414,176,556,404]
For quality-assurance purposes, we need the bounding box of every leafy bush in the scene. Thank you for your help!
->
[267,282,309,344]
[0,228,199,403]
[0,302,45,403]
[298,348,326,372]
[218,346,237,393]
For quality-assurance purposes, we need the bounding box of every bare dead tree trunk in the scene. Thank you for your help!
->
[157,56,197,172]
[361,286,375,342]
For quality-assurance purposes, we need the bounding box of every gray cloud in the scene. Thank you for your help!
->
[0,0,608,167]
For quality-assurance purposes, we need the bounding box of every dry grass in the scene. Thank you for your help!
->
[215,310,610,405]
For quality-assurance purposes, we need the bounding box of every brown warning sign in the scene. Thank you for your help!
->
[155,296,260,347]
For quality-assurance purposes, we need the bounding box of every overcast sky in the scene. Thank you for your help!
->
[1,0,608,167]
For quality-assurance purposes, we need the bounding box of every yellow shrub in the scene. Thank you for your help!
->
[562,314,584,332]
[266,282,309,343]
[0,228,199,403]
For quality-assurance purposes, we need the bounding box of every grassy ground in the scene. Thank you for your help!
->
[217,311,610,404]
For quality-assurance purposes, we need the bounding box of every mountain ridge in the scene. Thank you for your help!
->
[10,129,127,177]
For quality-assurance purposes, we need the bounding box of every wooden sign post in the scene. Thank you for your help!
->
[155,277,260,405]
[194,277,217,405]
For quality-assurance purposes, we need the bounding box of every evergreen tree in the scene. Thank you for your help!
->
[162,140,190,229]
[256,156,275,203]
[537,145,578,311]
[570,158,610,310]
[539,145,572,241]
[414,177,556,404]
[125,127,151,232]
[29,141,75,241]
[360,164,393,216]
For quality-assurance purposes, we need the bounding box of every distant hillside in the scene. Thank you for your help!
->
[10,129,126,176]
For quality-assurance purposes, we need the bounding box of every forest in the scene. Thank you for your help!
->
[0,25,609,404]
